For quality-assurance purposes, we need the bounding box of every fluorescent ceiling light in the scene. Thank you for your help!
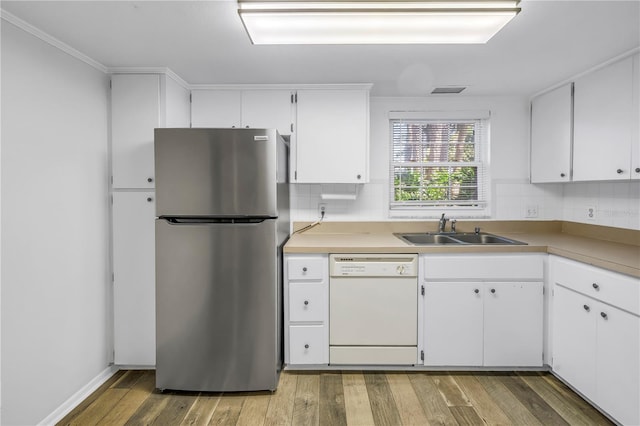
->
[238,1,521,44]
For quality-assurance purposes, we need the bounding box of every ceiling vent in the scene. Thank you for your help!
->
[431,87,467,94]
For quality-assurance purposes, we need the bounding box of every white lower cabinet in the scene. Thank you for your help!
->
[289,325,326,365]
[423,254,544,367]
[551,256,640,425]
[112,191,156,366]
[284,254,329,366]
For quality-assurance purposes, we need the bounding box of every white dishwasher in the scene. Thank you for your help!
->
[329,254,418,365]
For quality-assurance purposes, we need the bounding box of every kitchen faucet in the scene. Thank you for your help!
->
[438,213,448,233]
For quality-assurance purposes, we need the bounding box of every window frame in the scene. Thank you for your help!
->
[388,111,491,218]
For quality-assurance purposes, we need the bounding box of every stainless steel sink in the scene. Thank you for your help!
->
[398,234,461,245]
[395,232,527,246]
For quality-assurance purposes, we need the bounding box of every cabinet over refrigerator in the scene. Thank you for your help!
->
[154,128,289,392]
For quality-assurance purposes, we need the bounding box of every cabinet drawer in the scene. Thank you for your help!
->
[552,256,640,315]
[288,257,325,280]
[289,325,326,364]
[289,282,326,322]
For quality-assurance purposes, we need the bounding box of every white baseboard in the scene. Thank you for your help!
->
[37,365,119,426]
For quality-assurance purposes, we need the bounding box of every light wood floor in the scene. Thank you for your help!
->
[58,369,613,425]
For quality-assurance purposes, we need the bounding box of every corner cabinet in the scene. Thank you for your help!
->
[284,254,329,366]
[293,88,370,183]
[422,254,544,367]
[573,55,637,181]
[530,83,572,183]
[530,53,640,182]
[550,256,640,425]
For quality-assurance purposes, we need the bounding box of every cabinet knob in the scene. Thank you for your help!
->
[592,283,599,290]
[357,174,362,180]
[302,267,308,272]
[147,177,153,183]
[583,304,590,312]
[635,167,640,173]
[616,169,623,174]
[147,197,153,202]
[304,344,309,349]
[245,125,249,129]
[490,288,496,294]
[474,288,479,294]
[600,312,608,319]
[304,300,309,306]
[560,173,566,178]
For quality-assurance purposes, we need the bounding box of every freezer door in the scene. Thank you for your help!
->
[155,128,283,217]
[156,218,282,392]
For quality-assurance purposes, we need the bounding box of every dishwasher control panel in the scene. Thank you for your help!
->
[330,254,418,277]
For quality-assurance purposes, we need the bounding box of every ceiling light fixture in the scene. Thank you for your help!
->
[238,0,521,45]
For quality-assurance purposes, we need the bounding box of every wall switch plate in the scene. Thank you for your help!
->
[586,206,597,220]
[318,203,327,218]
[525,204,539,218]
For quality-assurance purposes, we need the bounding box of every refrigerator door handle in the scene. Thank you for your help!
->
[162,217,271,224]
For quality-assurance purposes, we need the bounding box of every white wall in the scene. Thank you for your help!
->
[1,21,111,426]
[291,96,564,223]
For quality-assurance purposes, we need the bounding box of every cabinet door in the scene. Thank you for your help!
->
[552,285,597,401]
[241,90,293,136]
[573,56,634,181]
[424,283,483,366]
[191,90,242,128]
[596,305,640,426]
[295,90,369,183]
[484,282,543,366]
[111,74,159,189]
[530,84,572,183]
[112,192,156,366]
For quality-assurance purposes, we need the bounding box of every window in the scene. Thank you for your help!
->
[389,114,488,215]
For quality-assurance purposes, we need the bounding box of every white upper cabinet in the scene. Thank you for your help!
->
[573,56,635,181]
[111,74,160,189]
[294,89,369,183]
[241,90,293,136]
[111,73,190,189]
[190,89,293,136]
[530,83,572,183]
[632,53,640,179]
[191,90,242,128]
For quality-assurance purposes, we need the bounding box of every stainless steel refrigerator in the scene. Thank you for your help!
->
[154,128,289,392]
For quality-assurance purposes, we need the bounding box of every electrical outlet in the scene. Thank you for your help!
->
[586,206,597,220]
[525,204,538,218]
[318,203,327,218]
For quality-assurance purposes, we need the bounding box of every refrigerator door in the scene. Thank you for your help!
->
[155,128,282,217]
[156,218,282,392]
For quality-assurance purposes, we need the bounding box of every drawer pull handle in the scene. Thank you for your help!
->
[490,288,496,294]
[617,169,623,174]
[474,289,479,294]
[592,283,599,290]
[583,304,590,312]
[147,197,153,202]
[600,312,608,319]
[304,300,309,306]
[304,344,309,349]
[560,173,566,178]
[302,267,308,272]
[147,177,153,183]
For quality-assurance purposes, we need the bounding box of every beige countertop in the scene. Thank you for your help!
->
[284,221,640,278]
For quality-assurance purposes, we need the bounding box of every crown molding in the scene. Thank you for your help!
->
[107,67,190,90]
[1,9,108,73]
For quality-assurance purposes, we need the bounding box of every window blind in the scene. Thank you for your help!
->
[389,118,488,209]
